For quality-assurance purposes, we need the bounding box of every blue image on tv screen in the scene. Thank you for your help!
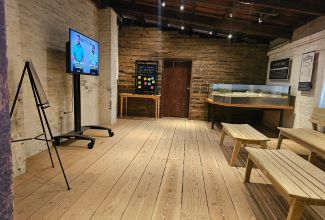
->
[69,29,99,75]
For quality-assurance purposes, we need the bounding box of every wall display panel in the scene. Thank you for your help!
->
[135,61,158,94]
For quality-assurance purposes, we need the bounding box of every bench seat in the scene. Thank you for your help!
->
[245,148,325,220]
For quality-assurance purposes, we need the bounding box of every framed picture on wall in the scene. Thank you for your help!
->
[298,51,316,91]
[269,58,290,80]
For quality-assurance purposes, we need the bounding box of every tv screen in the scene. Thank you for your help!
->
[69,29,99,75]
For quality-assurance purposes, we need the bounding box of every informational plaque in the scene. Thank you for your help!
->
[269,58,290,80]
[298,51,316,91]
[135,61,158,94]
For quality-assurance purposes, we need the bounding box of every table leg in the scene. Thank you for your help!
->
[120,96,123,118]
[125,97,128,116]
[279,109,284,127]
[244,157,254,182]
[155,98,157,119]
[277,132,284,149]
[230,140,241,166]
[208,103,211,122]
[158,97,160,118]
[211,104,215,129]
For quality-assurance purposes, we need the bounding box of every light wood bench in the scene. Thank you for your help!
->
[277,107,325,163]
[245,148,325,220]
[220,123,270,166]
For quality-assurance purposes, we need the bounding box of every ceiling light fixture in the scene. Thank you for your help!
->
[229,12,233,18]
[161,1,166,7]
[228,33,233,39]
[181,25,185,30]
[240,1,251,5]
[209,31,213,35]
[180,5,184,11]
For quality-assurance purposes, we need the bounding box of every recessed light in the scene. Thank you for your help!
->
[180,5,184,11]
[240,1,251,5]
[161,1,166,7]
[258,17,263,23]
[228,34,233,39]
[181,25,185,30]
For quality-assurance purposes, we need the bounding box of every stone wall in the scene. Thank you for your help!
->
[5,1,118,176]
[118,27,269,120]
[0,0,13,218]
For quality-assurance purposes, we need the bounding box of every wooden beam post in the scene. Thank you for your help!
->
[0,0,13,219]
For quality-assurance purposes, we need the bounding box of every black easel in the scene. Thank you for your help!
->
[10,61,70,190]
[53,74,114,149]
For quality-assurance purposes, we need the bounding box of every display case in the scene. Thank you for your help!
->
[209,84,290,106]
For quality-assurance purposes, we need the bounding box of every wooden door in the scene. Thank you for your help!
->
[162,60,191,118]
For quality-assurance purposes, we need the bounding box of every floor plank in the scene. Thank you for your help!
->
[13,118,325,220]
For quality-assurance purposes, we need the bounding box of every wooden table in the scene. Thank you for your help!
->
[207,98,294,129]
[220,123,270,166]
[277,127,325,162]
[245,148,325,220]
[120,93,161,119]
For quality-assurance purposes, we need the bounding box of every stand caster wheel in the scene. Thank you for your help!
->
[88,142,94,149]
[109,131,114,137]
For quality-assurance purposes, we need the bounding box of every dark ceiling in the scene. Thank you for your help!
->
[92,0,325,43]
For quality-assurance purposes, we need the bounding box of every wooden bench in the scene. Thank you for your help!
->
[220,123,270,166]
[245,148,325,220]
[277,107,325,163]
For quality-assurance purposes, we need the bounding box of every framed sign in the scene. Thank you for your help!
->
[298,51,316,91]
[135,60,158,95]
[269,58,290,80]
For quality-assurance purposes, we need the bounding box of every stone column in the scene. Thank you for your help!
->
[0,0,13,218]
[98,8,118,125]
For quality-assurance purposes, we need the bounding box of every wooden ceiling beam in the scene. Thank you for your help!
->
[105,1,292,39]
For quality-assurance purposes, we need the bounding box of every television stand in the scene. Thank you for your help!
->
[53,74,114,149]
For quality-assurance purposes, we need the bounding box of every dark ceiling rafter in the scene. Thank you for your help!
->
[103,1,292,39]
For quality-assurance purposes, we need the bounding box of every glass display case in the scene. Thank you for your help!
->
[209,84,290,106]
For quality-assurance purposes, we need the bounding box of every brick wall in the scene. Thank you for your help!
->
[118,27,269,120]
[5,1,118,176]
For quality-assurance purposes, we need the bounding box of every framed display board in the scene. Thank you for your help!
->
[135,60,158,94]
[269,58,290,80]
[298,51,316,91]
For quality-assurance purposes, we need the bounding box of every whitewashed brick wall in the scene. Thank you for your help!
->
[5,0,118,176]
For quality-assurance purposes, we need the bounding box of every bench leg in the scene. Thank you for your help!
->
[244,157,254,182]
[308,151,317,164]
[277,133,284,150]
[220,128,226,146]
[230,140,241,166]
[287,198,304,220]
[260,141,267,149]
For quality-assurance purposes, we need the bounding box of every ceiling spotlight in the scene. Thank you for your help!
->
[181,25,185,30]
[209,31,213,35]
[167,23,171,27]
[229,12,233,18]
[180,5,184,11]
[258,17,263,23]
[240,1,251,4]
[228,34,233,39]
[161,1,166,7]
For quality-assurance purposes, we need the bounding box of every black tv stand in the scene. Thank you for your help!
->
[53,74,114,149]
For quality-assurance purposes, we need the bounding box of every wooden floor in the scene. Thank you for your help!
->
[13,118,325,220]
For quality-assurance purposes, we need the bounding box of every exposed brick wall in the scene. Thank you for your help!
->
[292,16,325,41]
[118,27,269,120]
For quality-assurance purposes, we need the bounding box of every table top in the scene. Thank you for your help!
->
[207,98,294,110]
[222,123,270,141]
[278,127,325,154]
[120,93,161,98]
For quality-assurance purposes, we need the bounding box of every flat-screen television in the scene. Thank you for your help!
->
[67,29,99,75]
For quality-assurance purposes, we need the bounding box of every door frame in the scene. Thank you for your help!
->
[161,59,192,118]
